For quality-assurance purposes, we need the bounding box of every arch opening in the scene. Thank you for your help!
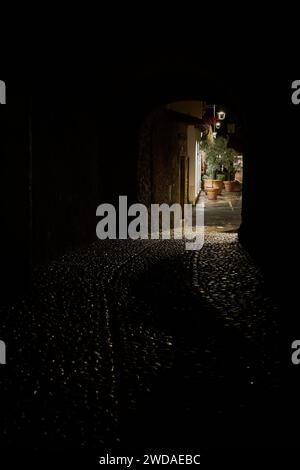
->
[138,99,244,233]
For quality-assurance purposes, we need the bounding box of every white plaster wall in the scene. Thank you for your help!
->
[187,126,202,204]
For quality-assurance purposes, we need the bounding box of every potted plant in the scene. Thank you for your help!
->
[206,186,219,200]
[202,175,218,199]
[201,137,228,196]
[222,147,240,191]
[202,137,240,193]
[216,172,226,182]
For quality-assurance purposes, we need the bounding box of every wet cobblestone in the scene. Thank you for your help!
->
[0,234,283,448]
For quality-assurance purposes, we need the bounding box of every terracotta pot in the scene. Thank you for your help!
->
[212,180,223,195]
[206,188,218,200]
[224,181,235,192]
[204,179,214,191]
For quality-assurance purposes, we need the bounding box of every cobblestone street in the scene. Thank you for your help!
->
[0,234,290,449]
[198,191,242,231]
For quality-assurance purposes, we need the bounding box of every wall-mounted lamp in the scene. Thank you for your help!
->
[217,111,226,120]
[216,121,221,129]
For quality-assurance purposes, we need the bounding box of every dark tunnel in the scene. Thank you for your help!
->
[0,72,295,305]
[0,60,299,454]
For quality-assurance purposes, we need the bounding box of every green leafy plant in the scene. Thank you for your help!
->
[201,137,239,181]
[222,148,239,180]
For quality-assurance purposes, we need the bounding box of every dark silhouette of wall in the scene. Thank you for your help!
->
[32,100,101,264]
[1,83,103,303]
[138,108,190,206]
[0,84,31,302]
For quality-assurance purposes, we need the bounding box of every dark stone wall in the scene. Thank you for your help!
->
[32,103,101,264]
[138,109,187,206]
[238,77,297,319]
[0,84,103,303]
[0,84,31,302]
